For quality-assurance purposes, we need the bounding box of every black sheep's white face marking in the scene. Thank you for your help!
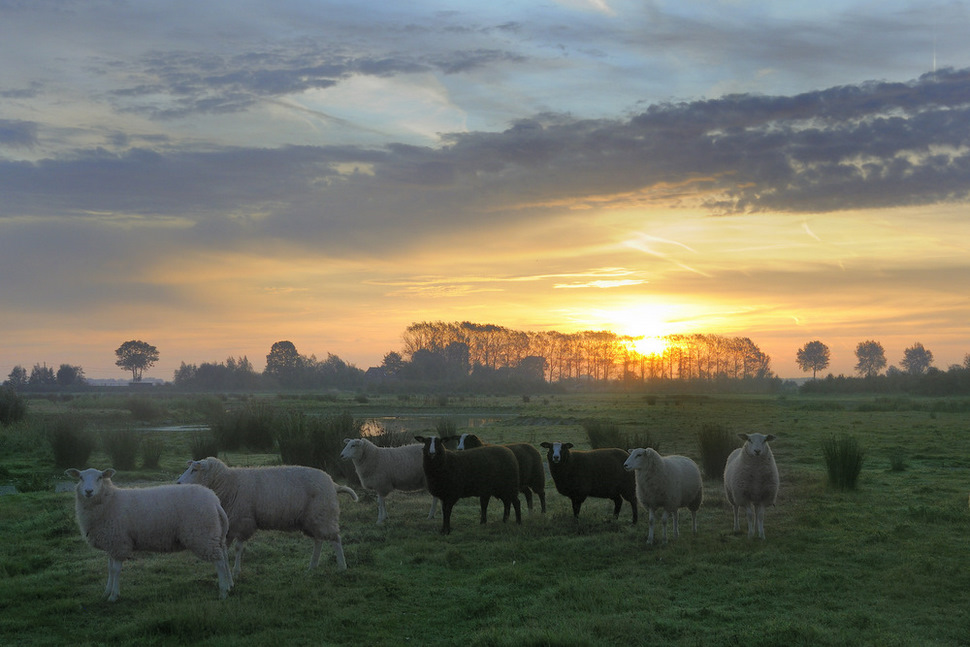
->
[457,433,470,450]
[550,442,564,463]
[428,436,440,456]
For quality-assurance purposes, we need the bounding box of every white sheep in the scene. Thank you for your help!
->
[723,433,779,539]
[65,467,233,601]
[623,448,703,544]
[177,457,358,576]
[340,437,438,524]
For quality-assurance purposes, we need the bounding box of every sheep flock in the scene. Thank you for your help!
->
[65,431,781,602]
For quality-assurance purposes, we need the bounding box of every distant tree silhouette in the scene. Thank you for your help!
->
[854,340,887,378]
[5,366,28,389]
[29,363,56,387]
[115,340,159,382]
[56,364,86,387]
[264,340,304,385]
[796,340,831,379]
[900,342,934,375]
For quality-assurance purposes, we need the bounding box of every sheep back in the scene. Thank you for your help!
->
[540,442,637,521]
[457,434,546,511]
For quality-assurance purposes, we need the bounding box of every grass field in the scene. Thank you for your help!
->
[2,392,969,646]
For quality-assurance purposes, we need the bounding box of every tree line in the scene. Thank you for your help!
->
[5,325,970,395]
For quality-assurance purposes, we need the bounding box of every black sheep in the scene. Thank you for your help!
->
[456,433,547,513]
[540,441,638,523]
[415,435,522,534]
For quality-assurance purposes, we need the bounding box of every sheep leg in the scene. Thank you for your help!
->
[521,487,534,512]
[537,490,547,513]
[231,540,246,578]
[376,494,388,525]
[427,496,438,520]
[512,496,521,524]
[214,556,233,599]
[610,496,623,519]
[105,557,123,601]
[309,539,323,569]
[690,509,698,534]
[745,504,756,539]
[570,497,585,518]
[671,509,679,540]
[661,510,669,544]
[732,505,741,532]
[479,496,490,524]
[647,509,656,544]
[441,500,455,534]
[502,497,512,523]
[755,504,766,540]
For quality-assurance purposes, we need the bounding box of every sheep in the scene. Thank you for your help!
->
[539,442,638,523]
[177,457,357,576]
[623,448,703,544]
[65,467,233,601]
[414,435,522,534]
[340,437,439,524]
[723,433,779,540]
[456,433,547,513]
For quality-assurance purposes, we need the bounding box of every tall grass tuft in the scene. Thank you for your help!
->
[0,386,27,426]
[141,434,164,469]
[276,411,362,481]
[101,428,141,470]
[585,419,659,452]
[888,448,907,472]
[435,418,458,437]
[697,423,738,479]
[210,402,276,451]
[124,396,166,422]
[822,434,865,490]
[189,432,219,461]
[47,414,96,468]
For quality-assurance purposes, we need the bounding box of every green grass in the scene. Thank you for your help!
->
[2,392,970,646]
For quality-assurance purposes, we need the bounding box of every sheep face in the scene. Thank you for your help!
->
[540,441,573,464]
[66,467,116,500]
[176,459,207,485]
[739,433,776,457]
[623,448,655,472]
[340,438,366,461]
[456,433,481,450]
[415,435,455,466]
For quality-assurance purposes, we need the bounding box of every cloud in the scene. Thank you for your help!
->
[0,120,38,148]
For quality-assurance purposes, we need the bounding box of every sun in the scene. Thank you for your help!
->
[629,335,669,357]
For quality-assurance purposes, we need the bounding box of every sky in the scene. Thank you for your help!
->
[2,0,969,381]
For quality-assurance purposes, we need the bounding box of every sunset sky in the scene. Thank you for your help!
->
[2,0,969,381]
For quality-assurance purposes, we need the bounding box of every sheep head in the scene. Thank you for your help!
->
[340,438,366,461]
[540,441,573,464]
[65,467,116,500]
[738,433,776,457]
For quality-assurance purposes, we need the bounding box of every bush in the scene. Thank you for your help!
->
[124,396,166,422]
[697,423,738,479]
[101,428,142,470]
[434,418,457,437]
[211,402,276,451]
[584,419,657,452]
[141,435,164,469]
[277,411,362,480]
[822,434,865,490]
[0,386,27,426]
[48,414,96,469]
[189,432,219,461]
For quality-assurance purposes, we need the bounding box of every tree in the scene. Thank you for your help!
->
[796,340,831,379]
[29,363,56,387]
[264,340,304,385]
[5,366,28,389]
[381,351,405,376]
[56,364,86,387]
[854,340,886,378]
[115,340,159,382]
[900,342,933,376]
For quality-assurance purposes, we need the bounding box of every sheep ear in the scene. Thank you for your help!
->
[414,435,426,443]
[103,468,116,479]
[737,433,749,442]
[539,442,552,448]
[185,460,194,467]
[65,468,80,479]
[563,443,574,449]
[343,438,352,444]
[766,434,776,442]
